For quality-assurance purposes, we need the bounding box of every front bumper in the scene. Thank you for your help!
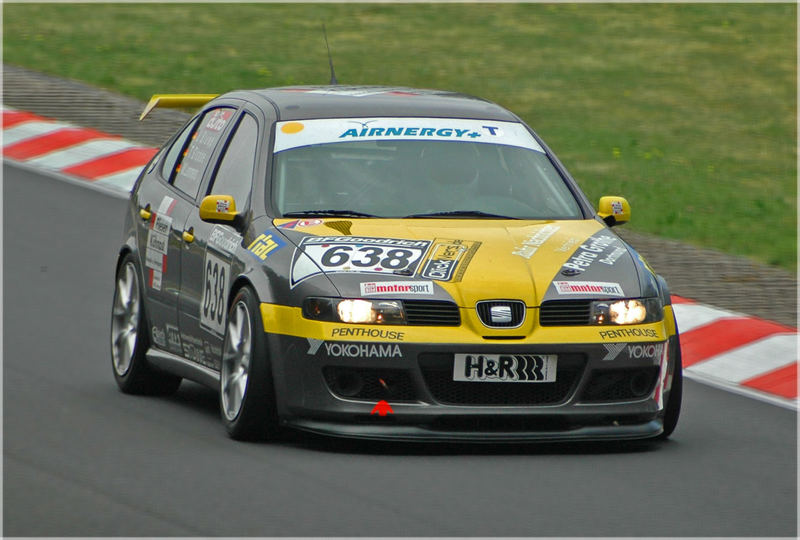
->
[266,332,675,442]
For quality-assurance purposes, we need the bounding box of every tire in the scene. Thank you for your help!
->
[110,253,181,395]
[659,328,683,440]
[220,286,280,441]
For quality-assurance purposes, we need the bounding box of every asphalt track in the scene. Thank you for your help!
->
[3,162,797,537]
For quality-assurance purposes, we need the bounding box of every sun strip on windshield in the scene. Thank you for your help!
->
[274,118,545,153]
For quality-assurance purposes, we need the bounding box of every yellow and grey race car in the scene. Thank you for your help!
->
[111,86,682,442]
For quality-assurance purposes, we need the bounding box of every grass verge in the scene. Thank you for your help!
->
[3,3,796,270]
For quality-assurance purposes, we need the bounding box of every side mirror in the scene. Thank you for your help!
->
[597,196,631,227]
[199,194,244,230]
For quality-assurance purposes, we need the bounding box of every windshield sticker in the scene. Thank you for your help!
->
[512,225,560,259]
[554,280,624,297]
[290,236,431,287]
[360,280,434,296]
[418,238,480,282]
[274,118,545,153]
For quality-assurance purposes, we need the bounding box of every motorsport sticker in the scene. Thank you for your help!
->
[247,231,287,261]
[277,218,324,230]
[290,236,431,287]
[360,281,434,296]
[555,280,624,296]
[611,200,624,215]
[561,234,620,275]
[512,225,559,259]
[419,239,480,282]
[274,118,546,153]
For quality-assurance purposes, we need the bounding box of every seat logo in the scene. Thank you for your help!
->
[490,305,513,324]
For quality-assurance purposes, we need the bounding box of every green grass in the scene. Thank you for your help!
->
[3,3,796,270]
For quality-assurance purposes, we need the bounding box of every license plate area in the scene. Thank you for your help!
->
[453,354,557,383]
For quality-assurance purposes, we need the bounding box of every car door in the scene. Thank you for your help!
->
[178,109,259,371]
[133,119,199,355]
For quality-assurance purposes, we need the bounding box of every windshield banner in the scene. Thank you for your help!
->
[274,118,545,153]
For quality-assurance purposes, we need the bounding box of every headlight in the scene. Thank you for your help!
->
[590,298,663,325]
[303,298,406,324]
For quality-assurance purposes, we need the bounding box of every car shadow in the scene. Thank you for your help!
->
[280,429,661,456]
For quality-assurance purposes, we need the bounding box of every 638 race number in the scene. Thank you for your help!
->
[200,251,228,335]
[290,236,431,287]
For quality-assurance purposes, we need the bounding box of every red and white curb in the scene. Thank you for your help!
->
[672,297,797,409]
[3,105,798,409]
[1,106,156,193]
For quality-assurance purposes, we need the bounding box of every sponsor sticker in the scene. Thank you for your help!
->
[290,236,431,287]
[278,218,324,230]
[512,225,559,259]
[247,232,286,261]
[627,343,664,360]
[330,327,405,341]
[208,226,241,255]
[599,246,627,266]
[319,342,403,359]
[561,234,619,275]
[419,239,480,282]
[151,326,167,348]
[453,354,557,382]
[554,280,624,297]
[274,118,545,153]
[216,199,231,213]
[360,280,434,296]
[611,200,624,215]
[599,328,659,340]
[602,343,627,361]
[166,324,182,354]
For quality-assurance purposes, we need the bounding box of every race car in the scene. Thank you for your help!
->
[111,85,682,442]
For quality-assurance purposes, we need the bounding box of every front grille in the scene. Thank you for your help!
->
[580,367,660,402]
[418,353,586,405]
[322,367,417,402]
[476,300,526,328]
[539,300,592,326]
[403,300,460,326]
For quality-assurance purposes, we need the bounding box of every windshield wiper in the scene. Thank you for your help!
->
[404,210,518,219]
[282,209,377,218]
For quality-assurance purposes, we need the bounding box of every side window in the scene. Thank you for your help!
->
[172,108,235,199]
[208,114,259,210]
[160,118,198,181]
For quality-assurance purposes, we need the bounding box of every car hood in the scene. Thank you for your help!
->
[274,218,655,307]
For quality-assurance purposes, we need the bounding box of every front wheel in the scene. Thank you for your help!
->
[659,331,683,440]
[220,286,280,441]
[110,253,181,395]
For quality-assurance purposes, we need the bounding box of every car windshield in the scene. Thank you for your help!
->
[271,118,583,219]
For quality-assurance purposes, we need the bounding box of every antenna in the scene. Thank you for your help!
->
[322,23,338,85]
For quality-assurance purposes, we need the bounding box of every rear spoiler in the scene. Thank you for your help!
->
[139,94,218,120]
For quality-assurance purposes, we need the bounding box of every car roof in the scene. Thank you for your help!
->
[221,86,521,122]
